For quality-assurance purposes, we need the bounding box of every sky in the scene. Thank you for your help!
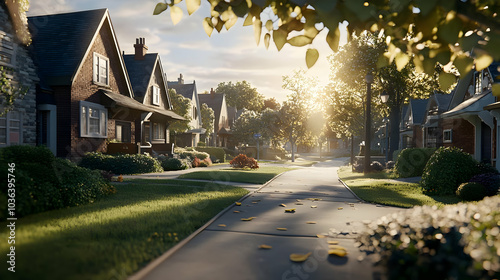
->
[26,0,344,103]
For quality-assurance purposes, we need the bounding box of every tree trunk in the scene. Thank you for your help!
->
[350,135,354,165]
[388,96,401,161]
[290,131,295,162]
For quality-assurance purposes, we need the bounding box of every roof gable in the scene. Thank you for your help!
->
[123,53,157,98]
[199,93,225,123]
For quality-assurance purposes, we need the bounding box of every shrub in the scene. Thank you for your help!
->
[370,161,384,172]
[192,157,201,167]
[456,182,487,201]
[174,147,210,161]
[160,157,190,171]
[230,154,259,169]
[469,173,500,196]
[420,147,479,195]
[197,142,206,147]
[196,147,226,163]
[198,157,212,167]
[386,161,395,170]
[476,162,500,175]
[394,148,436,178]
[352,163,364,173]
[79,152,163,174]
[356,196,500,280]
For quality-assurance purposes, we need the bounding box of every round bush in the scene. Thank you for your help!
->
[468,173,500,196]
[394,148,435,178]
[161,157,188,171]
[230,154,259,169]
[456,182,487,201]
[370,161,384,172]
[420,147,479,195]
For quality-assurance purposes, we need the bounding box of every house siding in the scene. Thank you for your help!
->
[441,118,475,155]
[0,4,38,147]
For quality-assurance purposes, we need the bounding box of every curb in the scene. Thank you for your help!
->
[338,178,367,203]
[128,170,291,280]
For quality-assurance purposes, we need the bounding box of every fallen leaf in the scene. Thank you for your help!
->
[235,202,242,206]
[259,244,272,249]
[252,202,258,204]
[317,234,328,238]
[290,252,312,262]
[295,202,304,205]
[249,217,257,219]
[311,205,317,208]
[276,227,288,231]
[328,249,348,257]
[306,221,317,224]
[349,203,355,207]
[241,218,254,221]
[327,240,339,245]
[296,199,301,202]
[279,203,287,207]
[329,245,346,250]
[338,207,343,210]
[218,224,226,227]
[233,210,240,213]
[285,208,296,213]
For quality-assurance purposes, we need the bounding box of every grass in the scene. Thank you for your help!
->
[178,166,295,184]
[260,160,318,167]
[338,166,461,208]
[0,180,248,280]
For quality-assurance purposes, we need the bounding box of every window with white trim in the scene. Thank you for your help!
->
[93,53,109,85]
[0,110,22,146]
[443,129,452,143]
[80,101,107,138]
[152,85,160,105]
[152,122,165,140]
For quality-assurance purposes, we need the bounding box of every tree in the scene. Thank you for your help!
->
[231,109,260,144]
[263,97,281,111]
[200,102,215,144]
[154,0,500,94]
[278,69,317,162]
[216,81,264,111]
[168,88,191,144]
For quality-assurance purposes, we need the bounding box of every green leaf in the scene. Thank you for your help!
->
[326,28,340,52]
[438,72,456,91]
[273,28,287,51]
[186,0,201,15]
[254,18,262,45]
[306,48,319,69]
[415,0,436,16]
[203,17,214,37]
[437,17,463,45]
[492,84,500,97]
[153,3,168,15]
[484,34,500,60]
[243,14,253,26]
[453,55,474,76]
[377,55,389,69]
[475,53,493,72]
[264,33,270,50]
[311,0,337,13]
[170,5,183,25]
[265,20,273,32]
[395,53,410,71]
[232,0,249,17]
[288,35,312,47]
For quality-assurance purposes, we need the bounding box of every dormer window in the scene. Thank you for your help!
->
[152,85,160,105]
[93,53,109,86]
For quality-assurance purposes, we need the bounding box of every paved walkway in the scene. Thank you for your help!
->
[130,158,404,280]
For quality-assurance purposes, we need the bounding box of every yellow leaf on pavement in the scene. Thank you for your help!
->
[311,205,317,208]
[218,224,226,227]
[235,202,242,206]
[241,218,254,221]
[290,252,312,262]
[327,240,339,245]
[285,208,296,213]
[259,244,272,249]
[328,249,348,257]
[338,207,343,210]
[306,221,316,224]
[276,227,288,231]
[279,203,287,207]
[233,210,240,213]
[317,234,328,238]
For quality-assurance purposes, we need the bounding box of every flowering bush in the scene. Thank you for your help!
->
[230,154,259,169]
[469,173,500,196]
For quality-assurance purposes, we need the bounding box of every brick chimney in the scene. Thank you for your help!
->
[210,88,215,98]
[178,74,184,84]
[134,37,148,60]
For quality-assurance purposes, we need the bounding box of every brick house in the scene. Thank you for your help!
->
[422,92,453,149]
[123,38,184,155]
[0,2,38,149]
[399,98,428,149]
[28,9,169,160]
[167,74,205,147]
[198,89,231,147]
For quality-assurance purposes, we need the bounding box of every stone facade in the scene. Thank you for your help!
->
[0,4,38,147]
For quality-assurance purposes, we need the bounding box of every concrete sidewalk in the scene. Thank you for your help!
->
[130,158,404,280]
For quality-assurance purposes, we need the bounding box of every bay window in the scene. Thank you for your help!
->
[80,101,107,138]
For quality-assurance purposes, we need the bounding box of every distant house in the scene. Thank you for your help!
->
[28,9,174,159]
[400,98,428,149]
[422,92,454,149]
[167,74,205,147]
[0,2,38,149]
[123,38,184,154]
[198,89,231,147]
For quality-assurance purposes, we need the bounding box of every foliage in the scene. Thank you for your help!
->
[231,108,280,145]
[200,102,215,139]
[0,66,29,116]
[356,196,500,280]
[0,146,113,218]
[78,152,163,174]
[197,141,206,147]
[168,88,192,135]
[198,157,212,167]
[386,161,395,170]
[154,0,500,89]
[420,147,479,195]
[216,80,264,111]
[158,156,191,171]
[263,97,281,111]
[230,154,259,169]
[394,148,436,178]
[174,147,210,160]
[178,166,293,184]
[456,182,487,201]
[370,161,384,172]
[469,173,500,197]
[195,147,226,163]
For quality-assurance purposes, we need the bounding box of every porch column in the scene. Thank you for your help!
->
[489,110,500,170]
[464,115,482,161]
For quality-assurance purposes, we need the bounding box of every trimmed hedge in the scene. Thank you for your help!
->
[420,147,479,195]
[456,182,487,201]
[158,156,191,171]
[0,146,114,218]
[174,147,210,160]
[356,196,500,279]
[469,173,500,196]
[394,148,436,178]
[79,152,163,174]
[195,147,226,163]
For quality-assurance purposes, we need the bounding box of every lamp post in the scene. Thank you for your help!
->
[364,73,374,174]
[380,91,390,163]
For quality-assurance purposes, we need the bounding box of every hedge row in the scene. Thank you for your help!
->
[195,147,226,163]
[394,148,436,178]
[79,152,163,174]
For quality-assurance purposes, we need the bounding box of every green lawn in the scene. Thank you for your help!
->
[178,166,295,184]
[0,180,248,280]
[338,166,461,208]
[261,160,318,167]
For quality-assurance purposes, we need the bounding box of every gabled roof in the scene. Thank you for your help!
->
[431,92,453,112]
[199,93,224,123]
[123,53,158,98]
[442,92,495,118]
[28,8,133,97]
[167,82,196,99]
[409,99,429,124]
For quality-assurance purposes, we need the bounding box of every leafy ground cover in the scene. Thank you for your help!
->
[178,166,295,184]
[0,180,248,280]
[338,166,460,208]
